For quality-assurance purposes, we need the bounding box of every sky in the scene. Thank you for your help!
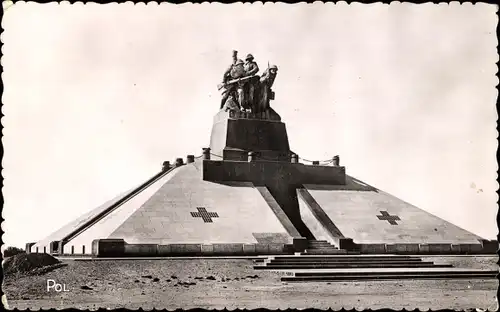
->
[2,2,498,248]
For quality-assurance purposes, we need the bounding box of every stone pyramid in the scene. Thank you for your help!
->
[27,108,495,257]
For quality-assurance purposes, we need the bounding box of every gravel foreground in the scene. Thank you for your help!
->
[2,256,498,310]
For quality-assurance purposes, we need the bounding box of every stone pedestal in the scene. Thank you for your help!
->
[209,109,292,161]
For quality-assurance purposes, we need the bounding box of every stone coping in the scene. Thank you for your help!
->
[86,239,498,257]
[354,240,498,255]
[91,239,297,257]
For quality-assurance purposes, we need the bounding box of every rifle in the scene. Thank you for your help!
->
[217,75,258,91]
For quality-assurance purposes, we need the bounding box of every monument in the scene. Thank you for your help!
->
[25,52,497,258]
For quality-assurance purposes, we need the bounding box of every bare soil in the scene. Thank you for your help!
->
[3,253,61,276]
[2,256,498,310]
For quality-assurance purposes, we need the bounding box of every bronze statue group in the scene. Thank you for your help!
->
[218,50,278,114]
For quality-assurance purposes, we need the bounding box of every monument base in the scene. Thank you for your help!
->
[210,109,291,161]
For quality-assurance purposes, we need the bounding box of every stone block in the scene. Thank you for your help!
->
[460,243,483,254]
[450,244,461,254]
[292,238,308,252]
[255,244,269,255]
[124,244,157,256]
[213,244,244,255]
[296,164,347,185]
[209,110,288,162]
[458,244,469,253]
[170,244,202,256]
[407,244,420,254]
[386,244,399,254]
[480,240,499,254]
[470,244,483,253]
[389,243,420,254]
[419,244,430,254]
[359,244,386,254]
[339,238,357,251]
[428,244,452,254]
[157,245,171,256]
[222,115,290,153]
[92,239,126,257]
[268,243,285,254]
[242,244,256,255]
[201,244,214,256]
[457,244,479,254]
[283,244,295,253]
[203,160,345,185]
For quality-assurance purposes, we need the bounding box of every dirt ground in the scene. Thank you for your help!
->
[2,256,498,310]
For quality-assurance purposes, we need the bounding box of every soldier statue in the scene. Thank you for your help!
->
[220,50,245,109]
[244,54,259,76]
[241,54,260,112]
[218,50,278,116]
[255,64,278,113]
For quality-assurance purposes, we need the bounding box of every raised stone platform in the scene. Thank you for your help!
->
[27,108,496,257]
[202,159,346,186]
[210,109,291,161]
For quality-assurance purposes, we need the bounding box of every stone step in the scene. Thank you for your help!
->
[267,258,424,264]
[254,262,452,270]
[307,245,338,249]
[276,267,498,281]
[303,250,348,255]
[285,267,497,276]
[307,247,338,250]
[264,261,429,266]
[281,270,498,282]
[261,255,417,261]
[282,272,497,282]
[308,241,334,245]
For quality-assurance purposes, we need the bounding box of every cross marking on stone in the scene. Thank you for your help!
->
[376,211,401,225]
[190,207,219,223]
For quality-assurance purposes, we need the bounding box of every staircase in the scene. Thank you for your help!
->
[303,240,346,255]
[253,255,498,282]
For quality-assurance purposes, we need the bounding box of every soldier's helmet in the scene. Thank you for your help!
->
[245,54,254,61]
[270,65,278,71]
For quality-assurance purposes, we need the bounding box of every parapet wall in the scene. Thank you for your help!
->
[91,239,300,257]
[88,238,497,257]
[202,160,346,186]
[354,240,498,255]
